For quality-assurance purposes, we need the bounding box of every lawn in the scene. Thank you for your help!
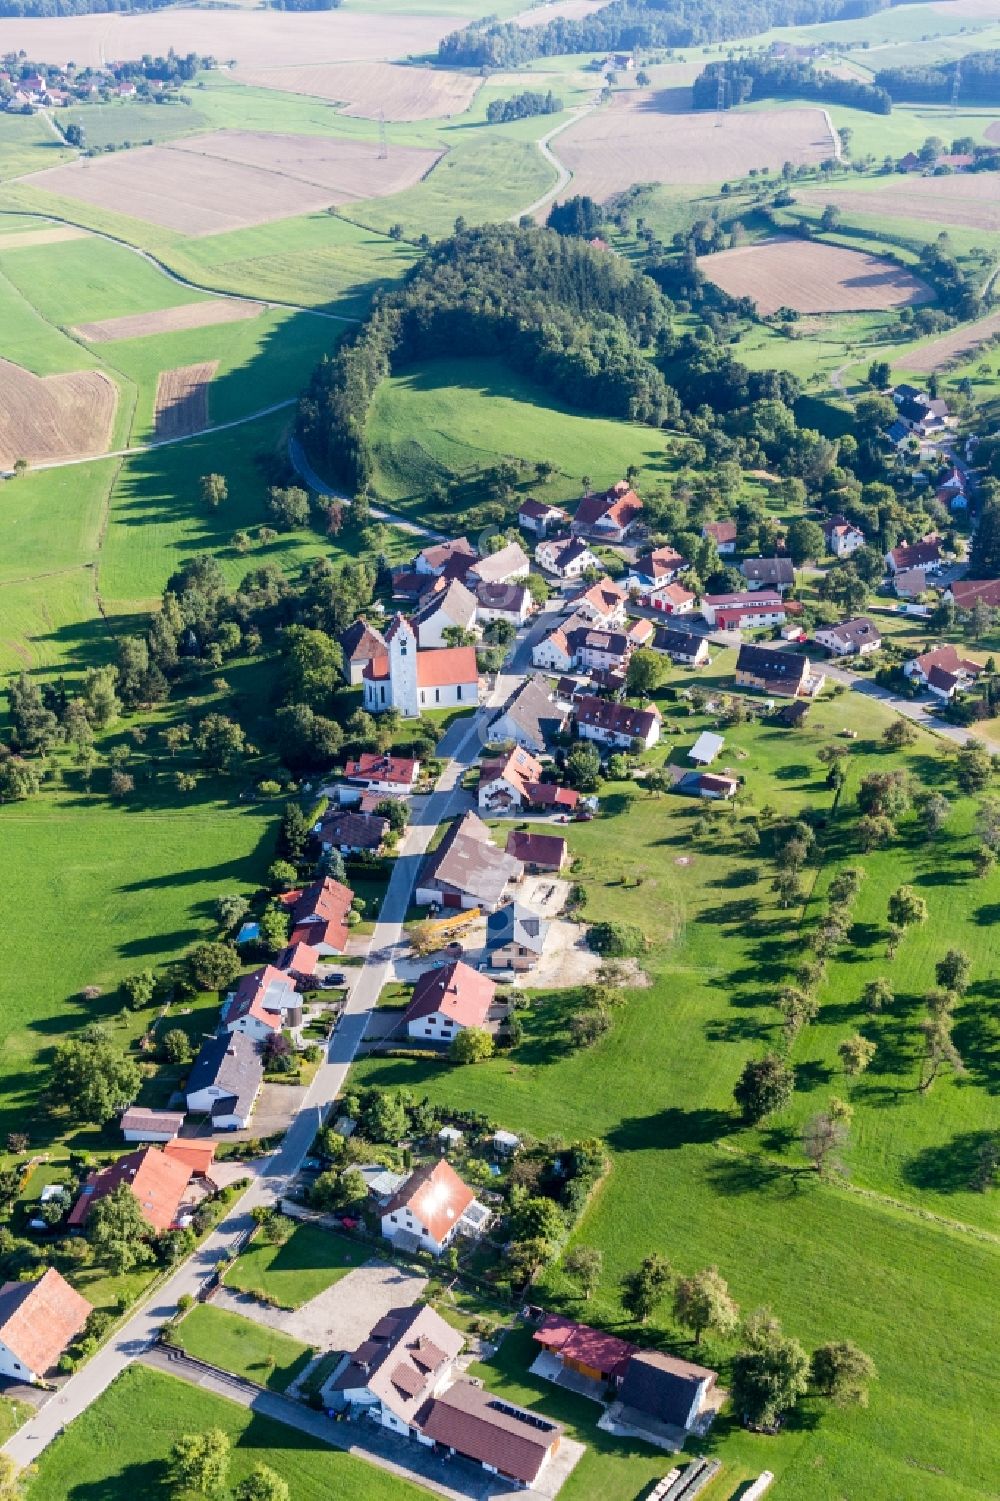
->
[174,1304,313,1391]
[0,113,73,181]
[60,99,208,150]
[25,1364,428,1500]
[223,1224,365,1309]
[350,685,1000,1501]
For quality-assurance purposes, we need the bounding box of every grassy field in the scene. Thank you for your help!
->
[350,685,1000,1501]
[223,1224,365,1309]
[0,231,209,328]
[0,113,73,181]
[25,1364,428,1500]
[60,99,208,150]
[174,1304,313,1391]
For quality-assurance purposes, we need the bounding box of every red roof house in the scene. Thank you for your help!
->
[403,959,497,1040]
[0,1268,92,1383]
[68,1147,193,1234]
[283,877,355,953]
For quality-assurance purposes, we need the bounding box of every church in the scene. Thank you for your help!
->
[362,615,481,717]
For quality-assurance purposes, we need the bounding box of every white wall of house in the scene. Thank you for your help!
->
[576,643,627,673]
[532,638,572,672]
[0,1337,38,1384]
[814,629,881,658]
[223,1015,277,1046]
[416,609,476,650]
[476,598,530,626]
[381,1207,450,1257]
[478,776,525,812]
[487,711,546,753]
[407,1009,463,1042]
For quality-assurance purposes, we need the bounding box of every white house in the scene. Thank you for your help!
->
[487,674,567,752]
[519,498,569,537]
[343,752,420,795]
[571,481,643,542]
[363,614,479,717]
[478,744,545,814]
[565,576,628,628]
[220,965,302,1044]
[0,1268,92,1385]
[415,537,477,576]
[474,580,531,627]
[701,592,786,630]
[627,547,687,604]
[814,617,882,658]
[574,694,661,750]
[402,960,497,1042]
[654,626,709,664]
[886,535,943,575]
[904,644,981,700]
[412,578,478,649]
[534,535,599,579]
[381,1159,489,1256]
[467,541,530,588]
[185,1032,263,1130]
[702,520,737,554]
[823,515,864,558]
[322,1302,464,1434]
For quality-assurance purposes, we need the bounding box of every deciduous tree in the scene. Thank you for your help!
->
[672,1266,739,1344]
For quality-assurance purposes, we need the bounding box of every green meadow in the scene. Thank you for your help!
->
[60,99,209,150]
[0,112,72,181]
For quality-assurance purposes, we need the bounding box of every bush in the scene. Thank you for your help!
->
[589,922,645,957]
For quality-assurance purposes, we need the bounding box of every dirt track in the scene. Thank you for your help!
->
[698,235,934,315]
[74,298,264,343]
[154,362,217,440]
[0,358,117,468]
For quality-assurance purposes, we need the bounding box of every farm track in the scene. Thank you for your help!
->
[515,97,601,222]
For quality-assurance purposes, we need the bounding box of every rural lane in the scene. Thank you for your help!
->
[515,97,600,222]
[288,434,446,542]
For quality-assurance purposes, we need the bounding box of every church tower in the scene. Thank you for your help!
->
[386,613,419,718]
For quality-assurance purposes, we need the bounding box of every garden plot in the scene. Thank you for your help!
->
[555,96,835,197]
[0,358,116,468]
[74,298,264,343]
[25,132,442,236]
[231,60,481,120]
[816,171,1000,233]
[697,235,934,315]
[154,361,217,440]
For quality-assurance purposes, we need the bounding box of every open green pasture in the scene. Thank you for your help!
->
[0,230,207,328]
[368,355,683,524]
[0,567,108,679]
[0,459,114,585]
[174,1304,313,1391]
[223,1224,364,1309]
[352,685,1000,1500]
[61,99,208,150]
[26,1364,427,1501]
[0,255,100,375]
[0,113,72,181]
[740,96,999,158]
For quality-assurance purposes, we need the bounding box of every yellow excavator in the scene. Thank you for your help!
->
[410,907,481,958]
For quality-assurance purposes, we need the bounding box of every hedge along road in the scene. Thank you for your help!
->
[2,598,563,1472]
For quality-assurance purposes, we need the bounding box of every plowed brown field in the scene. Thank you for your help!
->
[902,311,1000,373]
[0,358,116,469]
[73,298,264,343]
[697,236,934,315]
[231,61,480,120]
[813,173,1000,234]
[154,362,217,440]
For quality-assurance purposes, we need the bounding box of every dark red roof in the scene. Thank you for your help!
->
[533,1314,636,1377]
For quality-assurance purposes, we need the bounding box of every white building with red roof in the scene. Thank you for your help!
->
[571,481,643,542]
[381,1159,489,1256]
[0,1268,92,1384]
[67,1147,193,1234]
[886,534,943,575]
[518,498,569,537]
[344,751,420,795]
[574,695,661,750]
[565,576,628,629]
[403,959,497,1042]
[363,615,480,718]
[627,547,689,607]
[220,963,302,1041]
[701,519,737,554]
[903,643,981,700]
[283,876,354,954]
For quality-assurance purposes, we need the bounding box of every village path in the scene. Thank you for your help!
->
[515,94,602,223]
[3,593,563,1472]
[288,434,446,543]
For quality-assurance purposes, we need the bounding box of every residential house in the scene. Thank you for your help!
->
[390,569,435,605]
[486,901,549,971]
[315,808,389,855]
[283,876,355,953]
[565,576,628,629]
[416,810,523,911]
[518,498,569,537]
[653,626,709,666]
[700,592,786,630]
[487,674,568,753]
[689,731,724,765]
[68,1146,193,1233]
[886,418,912,449]
[415,537,478,576]
[120,1107,184,1143]
[467,542,530,588]
[628,617,655,649]
[534,535,600,579]
[701,520,737,554]
[532,615,633,676]
[571,481,643,542]
[735,643,822,698]
[643,580,695,615]
[904,644,981,700]
[893,565,928,600]
[363,615,479,717]
[0,1269,91,1385]
[475,580,531,627]
[381,1159,489,1256]
[619,1350,718,1431]
[339,618,387,685]
[627,547,688,604]
[823,515,864,558]
[740,557,795,593]
[220,964,302,1042]
[886,535,942,575]
[402,960,497,1042]
[322,1302,464,1434]
[574,695,661,750]
[185,1032,263,1130]
[814,617,882,658]
[412,578,478,650]
[504,829,568,873]
[693,771,738,800]
[947,578,1000,611]
[478,745,545,814]
[344,752,420,796]
[273,941,320,989]
[417,1379,564,1487]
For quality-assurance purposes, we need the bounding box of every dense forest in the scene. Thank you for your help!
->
[437,0,897,69]
[875,49,1000,105]
[298,224,678,493]
[692,55,891,113]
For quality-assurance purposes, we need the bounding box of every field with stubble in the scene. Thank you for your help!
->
[231,60,481,120]
[153,361,218,440]
[698,236,934,315]
[0,358,117,468]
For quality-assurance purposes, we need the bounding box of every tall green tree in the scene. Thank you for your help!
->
[167,1428,231,1498]
[620,1254,672,1324]
[89,1183,154,1275]
[672,1266,739,1344]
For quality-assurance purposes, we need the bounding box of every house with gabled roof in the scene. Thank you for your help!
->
[381,1159,489,1256]
[618,1349,718,1432]
[487,674,568,753]
[904,643,981,700]
[403,959,497,1042]
[486,900,549,971]
[415,537,478,576]
[68,1146,193,1234]
[571,481,643,542]
[475,580,531,627]
[566,576,628,629]
[339,617,387,685]
[315,808,389,855]
[0,1269,91,1385]
[186,1032,263,1130]
[343,752,420,795]
[467,541,530,588]
[416,810,523,912]
[736,643,823,698]
[823,514,865,558]
[518,498,569,537]
[627,547,688,605]
[574,695,661,750]
[740,556,795,593]
[220,963,302,1041]
[478,745,545,814]
[412,577,478,649]
[534,535,600,579]
[814,616,882,658]
[701,519,737,554]
[653,626,709,665]
[283,876,355,953]
[946,578,1000,612]
[886,534,943,575]
[504,830,567,873]
[322,1302,464,1434]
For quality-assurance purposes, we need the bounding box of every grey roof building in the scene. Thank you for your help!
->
[619,1349,717,1430]
[185,1032,263,1128]
[487,673,567,753]
[486,902,549,958]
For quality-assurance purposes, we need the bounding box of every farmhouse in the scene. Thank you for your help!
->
[467,541,530,588]
[535,535,600,579]
[416,810,523,911]
[486,901,549,971]
[886,535,943,574]
[701,592,786,630]
[363,615,479,717]
[315,808,389,855]
[344,752,420,795]
[505,829,568,873]
[185,1032,264,1130]
[381,1159,489,1256]
[701,520,737,554]
[120,1107,184,1143]
[221,964,302,1041]
[475,580,531,626]
[322,1302,464,1433]
[519,498,570,537]
[904,644,981,700]
[487,674,568,752]
[0,1269,91,1385]
[735,643,822,698]
[415,537,478,576]
[823,514,865,557]
[653,626,710,666]
[412,577,478,649]
[571,481,643,542]
[402,959,497,1042]
[417,1379,564,1487]
[574,695,661,750]
[740,557,794,592]
[566,576,628,628]
[814,617,882,658]
[339,618,387,685]
[284,876,355,953]
[68,1146,193,1233]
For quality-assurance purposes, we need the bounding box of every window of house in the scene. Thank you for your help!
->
[435,688,440,703]
[456,685,462,699]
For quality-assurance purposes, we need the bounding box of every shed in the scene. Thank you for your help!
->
[689,731,724,765]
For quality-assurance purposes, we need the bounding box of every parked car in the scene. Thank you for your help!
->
[320,971,347,988]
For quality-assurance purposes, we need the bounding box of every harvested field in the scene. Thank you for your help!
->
[814,172,1000,233]
[0,225,87,250]
[514,0,609,24]
[0,358,116,468]
[231,61,480,120]
[0,11,454,70]
[698,236,934,315]
[25,131,441,236]
[73,298,264,344]
[556,96,834,197]
[901,310,1000,372]
[154,362,217,441]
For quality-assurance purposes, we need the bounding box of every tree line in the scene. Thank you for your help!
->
[485,88,562,124]
[691,55,891,114]
[875,48,1000,105]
